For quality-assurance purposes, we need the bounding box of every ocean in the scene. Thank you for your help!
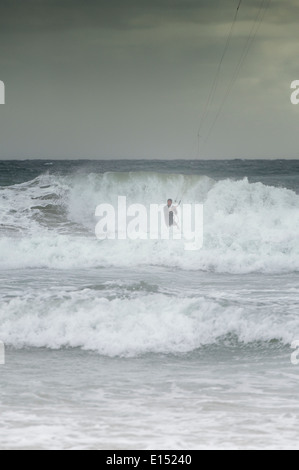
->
[0,159,299,450]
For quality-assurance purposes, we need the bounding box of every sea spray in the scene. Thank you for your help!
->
[0,172,298,273]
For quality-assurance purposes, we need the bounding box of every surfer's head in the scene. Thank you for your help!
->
[167,199,173,207]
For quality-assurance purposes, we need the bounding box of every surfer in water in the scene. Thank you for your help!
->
[165,199,179,228]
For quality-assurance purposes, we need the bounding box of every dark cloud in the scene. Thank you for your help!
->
[0,0,280,32]
[0,0,298,159]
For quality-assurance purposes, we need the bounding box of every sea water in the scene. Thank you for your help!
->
[0,159,299,449]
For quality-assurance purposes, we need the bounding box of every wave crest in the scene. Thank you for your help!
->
[0,172,299,273]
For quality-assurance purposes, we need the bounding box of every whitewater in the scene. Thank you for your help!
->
[1,159,299,450]
[1,164,299,273]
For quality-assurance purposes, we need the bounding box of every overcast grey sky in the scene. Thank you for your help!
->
[0,0,299,159]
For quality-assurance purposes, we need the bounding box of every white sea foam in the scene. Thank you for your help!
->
[0,172,299,273]
[1,165,299,450]
[0,285,297,355]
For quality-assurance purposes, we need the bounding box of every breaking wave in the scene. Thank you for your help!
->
[0,171,299,273]
[1,282,297,356]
